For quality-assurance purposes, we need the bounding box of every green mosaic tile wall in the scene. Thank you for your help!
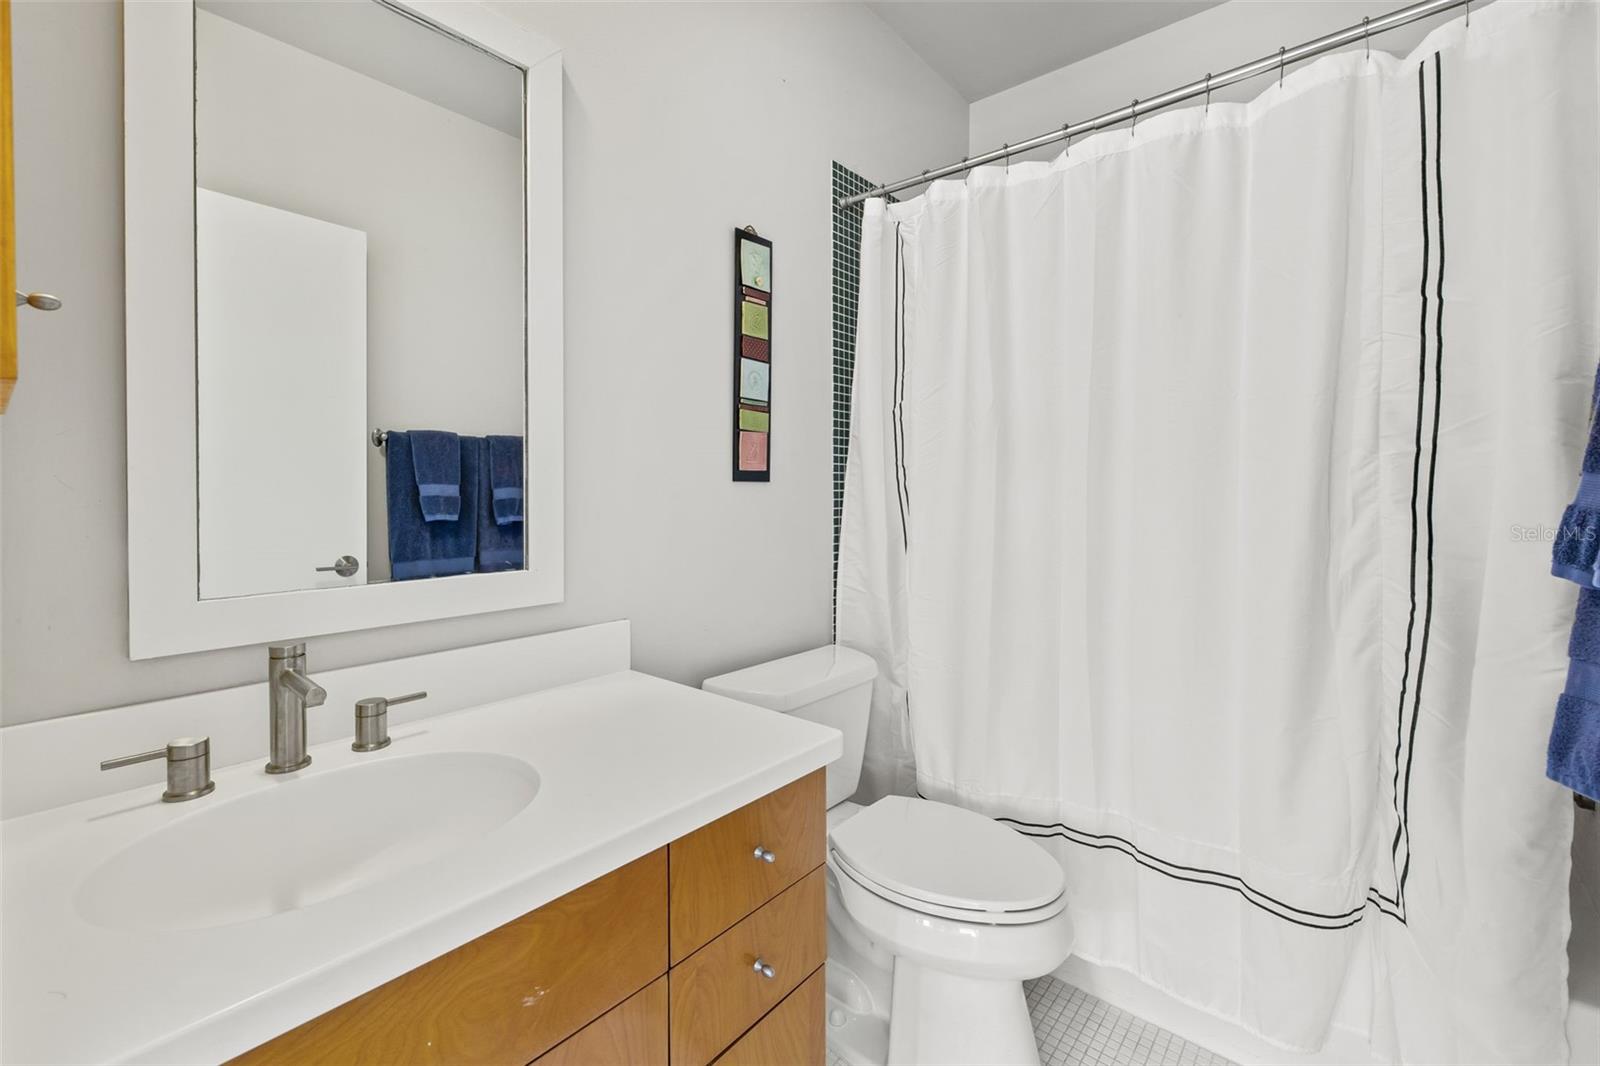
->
[832,163,882,622]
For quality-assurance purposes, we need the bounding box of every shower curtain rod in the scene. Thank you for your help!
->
[837,0,1471,207]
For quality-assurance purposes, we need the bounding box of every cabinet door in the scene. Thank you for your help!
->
[669,769,824,962]
[714,966,825,1066]
[669,868,826,1066]
[537,976,667,1066]
[232,849,667,1066]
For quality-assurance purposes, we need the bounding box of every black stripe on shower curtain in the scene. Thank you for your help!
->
[1378,52,1447,921]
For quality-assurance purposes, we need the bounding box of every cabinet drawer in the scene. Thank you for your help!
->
[713,966,825,1066]
[232,849,667,1066]
[669,868,826,1066]
[536,976,667,1066]
[669,769,825,962]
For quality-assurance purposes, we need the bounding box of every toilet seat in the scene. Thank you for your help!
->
[828,796,1066,925]
[830,847,1068,926]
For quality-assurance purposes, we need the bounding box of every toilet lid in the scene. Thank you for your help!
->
[828,796,1064,913]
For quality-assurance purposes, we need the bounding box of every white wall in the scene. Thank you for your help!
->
[968,0,1453,167]
[1,0,967,724]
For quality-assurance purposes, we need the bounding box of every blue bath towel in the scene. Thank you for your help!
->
[476,437,524,572]
[1551,604,1600,801]
[1550,368,1600,800]
[386,431,478,581]
[486,435,524,526]
[410,430,462,522]
[1552,373,1600,585]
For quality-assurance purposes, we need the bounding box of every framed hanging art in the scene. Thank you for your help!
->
[733,226,772,482]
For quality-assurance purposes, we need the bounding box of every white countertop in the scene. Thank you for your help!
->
[0,670,841,1065]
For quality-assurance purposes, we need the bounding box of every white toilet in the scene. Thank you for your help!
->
[704,646,1075,1066]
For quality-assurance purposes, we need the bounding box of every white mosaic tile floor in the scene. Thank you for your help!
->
[826,976,1235,1066]
[1026,977,1235,1066]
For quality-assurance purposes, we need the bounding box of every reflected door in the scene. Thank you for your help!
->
[197,188,367,599]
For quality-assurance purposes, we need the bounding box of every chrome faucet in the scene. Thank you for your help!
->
[266,642,326,773]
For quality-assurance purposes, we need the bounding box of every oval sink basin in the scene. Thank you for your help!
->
[76,752,539,932]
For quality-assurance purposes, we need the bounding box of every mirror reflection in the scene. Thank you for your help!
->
[193,0,526,599]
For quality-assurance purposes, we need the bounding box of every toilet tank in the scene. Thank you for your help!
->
[703,645,877,808]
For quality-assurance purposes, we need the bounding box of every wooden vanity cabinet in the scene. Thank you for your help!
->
[232,849,669,1066]
[232,769,827,1066]
[0,0,13,412]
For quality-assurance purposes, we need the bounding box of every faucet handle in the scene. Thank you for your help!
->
[100,737,215,803]
[352,691,426,752]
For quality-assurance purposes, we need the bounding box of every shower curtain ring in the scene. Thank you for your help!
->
[1002,144,1010,171]
[1062,123,1072,155]
[1465,0,1471,26]
[1363,16,1372,59]
[1130,98,1139,136]
[1204,73,1213,113]
[1278,46,1286,88]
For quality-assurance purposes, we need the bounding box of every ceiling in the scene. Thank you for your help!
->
[198,0,524,137]
[867,1,1224,102]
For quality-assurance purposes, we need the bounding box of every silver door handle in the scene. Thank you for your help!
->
[15,291,62,311]
[315,555,359,577]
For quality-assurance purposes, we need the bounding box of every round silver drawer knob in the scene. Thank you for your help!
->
[753,845,776,863]
[752,958,776,979]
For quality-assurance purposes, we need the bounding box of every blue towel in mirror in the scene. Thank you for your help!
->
[476,437,524,572]
[486,435,524,526]
[410,430,462,522]
[387,431,478,580]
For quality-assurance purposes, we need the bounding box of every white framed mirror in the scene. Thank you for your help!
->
[124,0,563,659]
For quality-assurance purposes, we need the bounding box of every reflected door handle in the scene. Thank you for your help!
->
[315,555,360,578]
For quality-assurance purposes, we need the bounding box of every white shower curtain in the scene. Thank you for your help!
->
[837,4,1594,1062]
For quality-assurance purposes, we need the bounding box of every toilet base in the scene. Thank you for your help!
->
[825,984,890,1066]
[885,957,1040,1066]
[825,867,896,1066]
